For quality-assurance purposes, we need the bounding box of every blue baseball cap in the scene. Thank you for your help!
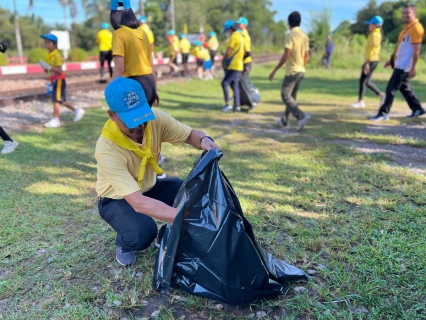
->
[366,15,383,25]
[139,16,147,22]
[102,22,109,29]
[167,29,176,36]
[195,40,201,46]
[237,17,248,26]
[110,0,131,11]
[222,20,235,34]
[104,77,156,129]
[208,31,216,37]
[40,33,58,43]
[179,33,186,38]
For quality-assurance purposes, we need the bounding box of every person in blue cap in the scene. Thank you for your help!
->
[207,31,219,70]
[237,17,252,74]
[221,20,245,113]
[39,33,85,128]
[167,29,180,76]
[95,77,221,266]
[351,16,385,109]
[110,0,160,107]
[97,22,113,81]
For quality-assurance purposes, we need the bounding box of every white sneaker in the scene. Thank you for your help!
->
[73,108,86,122]
[1,140,19,154]
[156,70,162,79]
[351,101,366,108]
[297,114,311,131]
[379,94,386,107]
[222,105,233,113]
[44,118,60,128]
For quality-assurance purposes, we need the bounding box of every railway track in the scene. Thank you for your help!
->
[0,54,280,106]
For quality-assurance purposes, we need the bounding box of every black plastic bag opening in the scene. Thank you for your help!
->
[153,149,308,306]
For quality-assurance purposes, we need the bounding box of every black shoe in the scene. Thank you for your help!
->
[406,108,426,118]
[277,117,288,128]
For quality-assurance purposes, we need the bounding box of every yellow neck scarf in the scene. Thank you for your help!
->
[100,119,165,189]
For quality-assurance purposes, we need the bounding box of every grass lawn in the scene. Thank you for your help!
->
[1,62,425,319]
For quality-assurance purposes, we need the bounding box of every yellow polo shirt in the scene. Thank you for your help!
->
[241,29,252,64]
[284,27,309,76]
[190,46,203,59]
[95,109,192,199]
[46,48,65,81]
[180,38,191,54]
[112,26,152,77]
[227,31,244,72]
[97,29,113,52]
[365,28,381,62]
[208,36,219,51]
[140,24,155,45]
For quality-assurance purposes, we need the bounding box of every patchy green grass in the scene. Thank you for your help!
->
[1,63,425,319]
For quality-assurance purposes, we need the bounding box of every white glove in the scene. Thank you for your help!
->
[39,60,52,71]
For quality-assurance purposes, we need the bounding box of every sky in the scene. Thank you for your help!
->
[3,0,397,30]
[271,0,397,30]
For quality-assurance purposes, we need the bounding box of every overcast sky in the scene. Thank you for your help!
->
[4,0,397,31]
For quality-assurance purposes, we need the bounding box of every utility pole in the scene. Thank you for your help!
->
[170,0,175,30]
[13,0,24,64]
[139,0,145,16]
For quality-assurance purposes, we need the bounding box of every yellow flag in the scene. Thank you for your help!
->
[183,23,188,34]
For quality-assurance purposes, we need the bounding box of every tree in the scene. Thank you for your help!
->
[81,0,110,25]
[308,7,332,51]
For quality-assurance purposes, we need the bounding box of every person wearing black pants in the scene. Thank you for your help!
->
[371,5,425,120]
[0,41,19,154]
[351,16,385,109]
[96,76,221,266]
[221,70,241,111]
[100,50,113,79]
[98,178,182,253]
[0,126,19,154]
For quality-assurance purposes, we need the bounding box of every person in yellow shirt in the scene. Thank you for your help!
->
[207,31,219,70]
[221,20,245,113]
[179,33,191,77]
[97,22,113,81]
[110,0,159,107]
[202,42,213,80]
[190,40,205,79]
[237,17,252,74]
[167,30,180,75]
[139,16,163,79]
[351,16,385,109]
[38,33,85,128]
[268,11,310,131]
[96,77,221,266]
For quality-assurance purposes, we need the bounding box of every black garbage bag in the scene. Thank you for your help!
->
[153,149,308,306]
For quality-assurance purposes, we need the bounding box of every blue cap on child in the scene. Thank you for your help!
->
[110,0,131,11]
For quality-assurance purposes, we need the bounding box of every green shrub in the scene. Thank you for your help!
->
[28,48,49,64]
[90,47,100,57]
[68,48,89,62]
[0,53,7,66]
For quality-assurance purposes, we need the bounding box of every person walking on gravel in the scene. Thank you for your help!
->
[39,34,85,128]
[95,77,221,266]
[97,22,113,81]
[0,41,19,154]
[370,4,425,121]
[351,16,385,109]
[110,0,159,107]
[269,11,310,131]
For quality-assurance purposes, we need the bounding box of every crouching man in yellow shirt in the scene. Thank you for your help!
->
[95,77,221,266]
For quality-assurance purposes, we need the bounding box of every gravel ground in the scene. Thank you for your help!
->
[363,123,426,140]
[0,89,104,132]
[0,74,102,93]
[332,139,426,175]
